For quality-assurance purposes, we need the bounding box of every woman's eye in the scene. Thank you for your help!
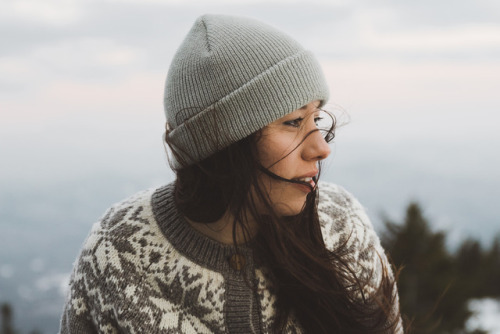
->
[314,117,323,126]
[283,118,303,128]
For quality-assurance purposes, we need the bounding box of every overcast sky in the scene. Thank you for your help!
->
[1,0,499,241]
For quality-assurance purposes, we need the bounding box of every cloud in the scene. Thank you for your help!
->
[3,0,83,25]
[0,264,14,278]
[2,0,498,85]
[352,0,500,27]
[1,0,499,143]
[322,59,500,142]
[361,23,500,51]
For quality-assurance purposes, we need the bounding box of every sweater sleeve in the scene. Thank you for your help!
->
[59,206,124,334]
[60,223,104,333]
[318,182,403,333]
[60,243,100,334]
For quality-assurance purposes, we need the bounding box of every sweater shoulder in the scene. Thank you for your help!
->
[62,186,228,333]
[317,181,374,240]
[98,187,156,232]
[78,187,169,275]
[317,182,386,293]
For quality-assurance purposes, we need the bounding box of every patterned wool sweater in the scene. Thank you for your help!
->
[60,182,402,333]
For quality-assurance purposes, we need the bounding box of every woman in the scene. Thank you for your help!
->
[60,14,403,333]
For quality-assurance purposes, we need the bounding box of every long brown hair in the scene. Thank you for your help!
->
[165,109,402,333]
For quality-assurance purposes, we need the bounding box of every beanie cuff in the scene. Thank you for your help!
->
[167,49,329,168]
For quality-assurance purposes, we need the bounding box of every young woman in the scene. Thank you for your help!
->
[60,14,403,333]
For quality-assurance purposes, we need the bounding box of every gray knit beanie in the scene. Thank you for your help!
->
[164,14,329,168]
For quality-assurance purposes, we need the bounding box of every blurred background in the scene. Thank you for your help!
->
[0,0,499,333]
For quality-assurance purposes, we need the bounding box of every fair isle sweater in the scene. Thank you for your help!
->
[60,182,402,333]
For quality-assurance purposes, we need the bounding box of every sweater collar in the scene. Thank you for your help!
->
[151,183,254,273]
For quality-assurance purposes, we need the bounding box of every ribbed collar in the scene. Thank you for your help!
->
[151,183,254,274]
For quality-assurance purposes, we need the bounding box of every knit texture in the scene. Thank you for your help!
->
[164,14,329,168]
[59,183,403,333]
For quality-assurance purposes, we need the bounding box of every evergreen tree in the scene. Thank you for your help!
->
[381,203,472,333]
[483,235,500,297]
[1,303,16,334]
[456,239,483,297]
[0,302,43,334]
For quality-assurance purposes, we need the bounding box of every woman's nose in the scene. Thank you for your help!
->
[302,129,331,161]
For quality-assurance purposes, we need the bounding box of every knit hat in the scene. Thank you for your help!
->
[164,14,329,168]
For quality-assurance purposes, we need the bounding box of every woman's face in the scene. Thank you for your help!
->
[256,100,331,216]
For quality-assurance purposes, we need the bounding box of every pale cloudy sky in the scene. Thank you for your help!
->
[1,0,499,242]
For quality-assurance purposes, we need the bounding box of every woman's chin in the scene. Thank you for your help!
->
[272,200,307,217]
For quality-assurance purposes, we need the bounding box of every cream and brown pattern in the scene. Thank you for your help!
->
[60,182,402,333]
